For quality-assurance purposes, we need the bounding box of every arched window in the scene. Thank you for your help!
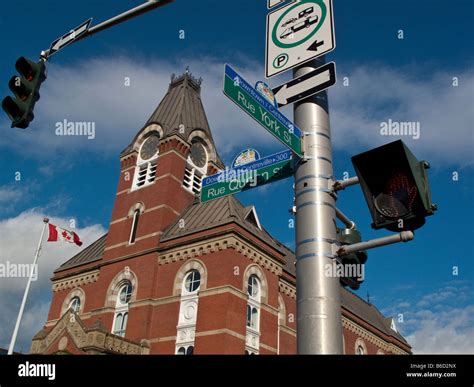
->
[69,297,81,313]
[127,203,144,245]
[177,346,194,355]
[112,282,133,337]
[129,209,140,244]
[248,275,260,299]
[184,270,201,294]
[118,283,133,305]
[132,133,160,190]
[246,305,259,329]
[355,338,367,355]
[245,273,261,354]
[175,264,205,355]
[61,288,85,316]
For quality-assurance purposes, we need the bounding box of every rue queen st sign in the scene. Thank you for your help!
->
[201,149,294,203]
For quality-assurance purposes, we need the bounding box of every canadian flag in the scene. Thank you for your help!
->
[47,224,83,246]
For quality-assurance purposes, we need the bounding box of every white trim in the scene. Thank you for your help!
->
[245,275,261,353]
[112,283,133,337]
[183,165,205,195]
[244,206,262,230]
[355,337,367,355]
[131,131,161,191]
[61,288,86,316]
[175,266,206,354]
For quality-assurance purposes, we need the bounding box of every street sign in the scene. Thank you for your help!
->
[49,19,92,57]
[272,61,336,107]
[201,149,295,203]
[223,64,303,157]
[266,0,335,78]
[268,0,287,9]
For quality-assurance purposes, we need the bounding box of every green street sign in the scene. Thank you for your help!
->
[201,149,295,203]
[223,64,303,157]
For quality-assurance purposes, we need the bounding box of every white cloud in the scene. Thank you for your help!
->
[0,210,105,352]
[0,56,270,161]
[1,56,471,166]
[0,185,23,204]
[405,305,474,354]
[0,183,38,216]
[384,284,474,354]
[328,65,474,167]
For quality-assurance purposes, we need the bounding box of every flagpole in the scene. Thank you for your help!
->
[8,217,49,355]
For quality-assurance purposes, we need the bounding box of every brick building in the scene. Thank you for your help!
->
[31,71,411,355]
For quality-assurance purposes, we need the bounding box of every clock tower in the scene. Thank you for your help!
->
[102,70,224,261]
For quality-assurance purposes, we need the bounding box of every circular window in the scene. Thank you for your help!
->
[69,297,81,313]
[119,283,133,305]
[184,270,201,293]
[189,142,207,169]
[247,275,259,297]
[140,133,160,160]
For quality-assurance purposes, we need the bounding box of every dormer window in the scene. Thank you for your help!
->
[183,140,208,195]
[132,133,160,190]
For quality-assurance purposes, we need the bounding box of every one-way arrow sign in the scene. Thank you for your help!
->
[49,18,92,56]
[272,62,336,108]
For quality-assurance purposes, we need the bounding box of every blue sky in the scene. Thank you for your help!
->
[0,0,473,353]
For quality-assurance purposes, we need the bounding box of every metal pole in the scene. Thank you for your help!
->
[294,57,343,354]
[8,218,49,355]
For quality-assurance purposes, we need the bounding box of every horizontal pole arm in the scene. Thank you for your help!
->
[42,0,174,58]
[84,0,174,40]
[333,176,359,192]
[335,207,356,230]
[337,231,414,256]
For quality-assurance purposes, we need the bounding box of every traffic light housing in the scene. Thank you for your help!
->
[337,228,367,290]
[351,140,436,232]
[2,57,46,129]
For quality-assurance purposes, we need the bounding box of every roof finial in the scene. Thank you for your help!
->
[185,65,190,74]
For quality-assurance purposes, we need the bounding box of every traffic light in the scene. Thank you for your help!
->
[2,57,46,129]
[351,140,437,232]
[337,228,367,290]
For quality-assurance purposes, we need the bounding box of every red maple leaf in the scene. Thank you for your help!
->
[62,230,71,241]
